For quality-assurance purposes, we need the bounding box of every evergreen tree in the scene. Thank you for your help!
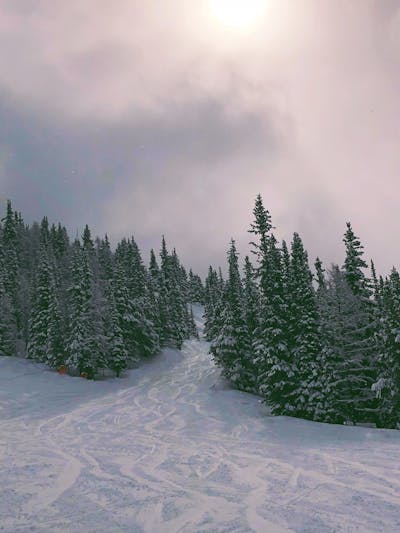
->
[188,306,199,339]
[204,266,226,343]
[0,237,17,356]
[106,294,129,377]
[65,242,99,377]
[242,256,260,391]
[82,224,94,253]
[254,235,293,414]
[342,223,378,419]
[372,269,400,428]
[188,269,205,303]
[343,222,370,299]
[27,246,64,366]
[211,240,250,388]
[314,257,326,293]
[318,266,376,423]
[247,196,294,413]
[286,233,322,419]
[149,248,160,289]
[249,193,273,265]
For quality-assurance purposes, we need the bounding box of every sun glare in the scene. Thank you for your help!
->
[209,0,266,29]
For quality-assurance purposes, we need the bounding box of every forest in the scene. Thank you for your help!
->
[0,200,203,379]
[1,196,399,429]
[205,195,400,429]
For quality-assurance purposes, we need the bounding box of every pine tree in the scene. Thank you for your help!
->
[1,200,21,354]
[249,193,273,265]
[27,246,64,365]
[342,223,378,420]
[188,269,205,303]
[318,266,376,423]
[82,224,94,253]
[188,306,199,339]
[211,240,250,388]
[242,256,260,391]
[149,248,160,289]
[203,266,220,341]
[106,294,129,377]
[314,257,326,292]
[112,260,140,363]
[39,216,50,248]
[343,222,370,299]
[247,196,295,413]
[65,242,99,377]
[372,269,400,428]
[0,237,17,356]
[286,233,322,419]
[254,235,293,414]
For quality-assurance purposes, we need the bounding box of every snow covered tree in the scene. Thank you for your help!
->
[188,306,199,339]
[249,193,273,266]
[188,269,205,304]
[247,196,295,413]
[318,266,377,423]
[1,200,21,354]
[343,222,371,300]
[254,235,293,415]
[286,233,322,419]
[0,237,17,356]
[82,224,95,253]
[314,257,326,293]
[65,242,101,377]
[242,255,260,391]
[211,240,251,389]
[204,266,222,341]
[372,269,400,428]
[105,293,129,377]
[27,246,65,366]
[149,248,160,289]
[342,223,378,418]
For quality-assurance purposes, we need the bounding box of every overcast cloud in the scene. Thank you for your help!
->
[1,0,400,275]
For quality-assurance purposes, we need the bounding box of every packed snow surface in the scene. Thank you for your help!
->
[1,307,400,532]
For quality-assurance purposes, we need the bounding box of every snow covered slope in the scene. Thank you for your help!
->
[1,306,400,532]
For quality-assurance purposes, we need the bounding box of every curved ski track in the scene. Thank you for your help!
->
[1,310,400,532]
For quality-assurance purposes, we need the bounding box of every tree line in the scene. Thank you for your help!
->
[204,195,400,429]
[0,201,204,378]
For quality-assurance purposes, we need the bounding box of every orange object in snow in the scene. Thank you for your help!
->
[57,365,67,375]
[81,372,88,379]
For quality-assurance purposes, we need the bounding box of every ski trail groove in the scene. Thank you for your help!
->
[2,307,400,532]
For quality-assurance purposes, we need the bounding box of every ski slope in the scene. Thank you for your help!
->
[1,306,400,532]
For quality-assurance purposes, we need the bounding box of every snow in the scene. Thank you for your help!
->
[1,306,400,532]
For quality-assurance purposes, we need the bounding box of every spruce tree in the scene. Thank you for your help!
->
[254,235,293,414]
[27,246,64,366]
[342,223,378,420]
[106,294,129,377]
[211,240,250,388]
[287,233,322,419]
[343,222,370,299]
[372,269,400,428]
[318,266,376,423]
[242,256,260,391]
[66,242,99,377]
[314,257,326,292]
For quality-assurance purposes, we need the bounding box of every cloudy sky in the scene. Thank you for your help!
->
[1,0,399,276]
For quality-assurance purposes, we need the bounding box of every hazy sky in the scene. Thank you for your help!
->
[1,0,400,276]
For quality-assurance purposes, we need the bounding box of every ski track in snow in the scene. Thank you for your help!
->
[1,307,400,532]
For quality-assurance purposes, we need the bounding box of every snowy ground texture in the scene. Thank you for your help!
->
[1,307,400,533]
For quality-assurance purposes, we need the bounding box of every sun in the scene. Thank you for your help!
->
[209,0,266,29]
